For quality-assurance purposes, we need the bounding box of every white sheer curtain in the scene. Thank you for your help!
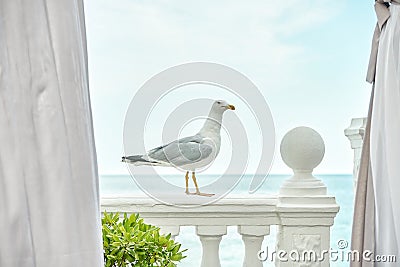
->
[370,3,400,260]
[0,0,103,266]
[352,1,400,266]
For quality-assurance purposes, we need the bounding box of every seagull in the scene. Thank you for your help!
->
[122,100,235,197]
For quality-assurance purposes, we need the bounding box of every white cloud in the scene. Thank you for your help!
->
[85,0,344,74]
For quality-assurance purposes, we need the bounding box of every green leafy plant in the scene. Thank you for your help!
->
[102,212,186,267]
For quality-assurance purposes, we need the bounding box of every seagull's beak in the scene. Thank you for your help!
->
[227,104,235,110]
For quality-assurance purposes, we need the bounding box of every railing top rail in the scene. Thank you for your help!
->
[101,194,280,226]
[101,194,278,210]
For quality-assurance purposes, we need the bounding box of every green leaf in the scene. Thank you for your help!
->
[172,244,181,254]
[102,211,186,266]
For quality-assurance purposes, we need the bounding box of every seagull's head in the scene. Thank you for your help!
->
[212,100,235,112]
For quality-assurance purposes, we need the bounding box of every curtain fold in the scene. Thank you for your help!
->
[370,3,400,260]
[352,1,400,265]
[0,0,103,266]
[350,87,375,267]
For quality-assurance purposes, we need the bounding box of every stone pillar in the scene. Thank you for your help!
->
[344,118,367,190]
[238,225,270,267]
[196,225,227,267]
[276,127,340,267]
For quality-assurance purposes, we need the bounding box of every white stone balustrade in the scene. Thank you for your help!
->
[101,126,339,267]
[344,118,367,189]
[277,127,339,267]
[101,195,277,267]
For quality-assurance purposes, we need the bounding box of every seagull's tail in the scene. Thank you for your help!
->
[121,155,162,166]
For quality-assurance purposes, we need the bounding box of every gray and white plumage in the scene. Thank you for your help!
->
[122,100,235,172]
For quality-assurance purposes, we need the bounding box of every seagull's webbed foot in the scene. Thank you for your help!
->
[187,171,215,197]
[185,189,214,197]
[194,191,215,197]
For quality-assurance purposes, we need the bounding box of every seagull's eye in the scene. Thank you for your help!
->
[217,101,221,104]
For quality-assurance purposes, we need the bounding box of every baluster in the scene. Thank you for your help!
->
[159,225,180,240]
[196,225,227,267]
[344,117,367,190]
[238,225,270,267]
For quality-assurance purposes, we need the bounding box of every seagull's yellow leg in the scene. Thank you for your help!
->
[185,171,191,194]
[191,171,200,193]
[191,171,215,197]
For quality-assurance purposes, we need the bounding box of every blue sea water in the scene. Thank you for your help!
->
[100,174,354,266]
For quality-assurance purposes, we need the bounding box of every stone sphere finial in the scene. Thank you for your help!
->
[280,126,325,172]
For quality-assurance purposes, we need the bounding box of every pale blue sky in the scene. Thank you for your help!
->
[84,0,376,175]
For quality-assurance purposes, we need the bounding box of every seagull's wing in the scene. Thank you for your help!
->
[147,134,213,167]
